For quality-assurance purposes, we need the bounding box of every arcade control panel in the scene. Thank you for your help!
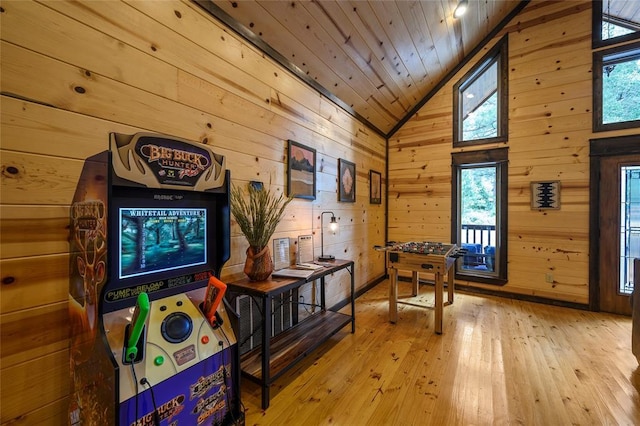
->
[104,287,236,403]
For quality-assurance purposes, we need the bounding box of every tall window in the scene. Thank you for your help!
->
[453,36,508,147]
[593,41,640,132]
[452,149,508,284]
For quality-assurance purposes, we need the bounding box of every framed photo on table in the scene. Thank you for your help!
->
[369,170,381,204]
[338,158,356,202]
[272,237,291,270]
[287,140,316,200]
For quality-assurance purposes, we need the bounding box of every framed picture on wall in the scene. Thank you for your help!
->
[530,180,561,210]
[369,170,381,204]
[338,158,356,202]
[287,140,316,200]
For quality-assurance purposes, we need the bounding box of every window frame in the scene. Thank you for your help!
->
[453,35,509,147]
[593,40,640,132]
[451,148,508,285]
[592,0,640,49]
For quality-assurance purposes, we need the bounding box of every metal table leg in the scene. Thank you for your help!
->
[261,295,271,409]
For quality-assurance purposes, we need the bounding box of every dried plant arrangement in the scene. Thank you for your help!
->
[230,183,292,280]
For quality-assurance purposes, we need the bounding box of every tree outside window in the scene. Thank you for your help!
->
[453,36,508,147]
[602,54,640,124]
[594,41,640,131]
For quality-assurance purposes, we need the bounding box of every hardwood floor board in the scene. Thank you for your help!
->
[538,310,611,423]
[241,281,640,425]
[298,302,421,423]
[366,328,443,423]
[489,334,511,425]
[474,311,495,421]
[538,340,594,423]
[329,343,418,420]
[530,302,639,424]
[594,363,640,424]
[242,297,391,422]
[520,303,584,424]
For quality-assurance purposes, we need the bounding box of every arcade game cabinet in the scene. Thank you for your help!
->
[68,132,243,425]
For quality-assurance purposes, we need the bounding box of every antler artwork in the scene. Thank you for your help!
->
[69,210,107,365]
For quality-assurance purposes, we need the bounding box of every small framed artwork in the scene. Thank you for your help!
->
[531,181,561,210]
[369,170,381,204]
[338,158,356,202]
[287,140,316,200]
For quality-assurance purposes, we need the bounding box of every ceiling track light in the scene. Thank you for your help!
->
[454,0,469,19]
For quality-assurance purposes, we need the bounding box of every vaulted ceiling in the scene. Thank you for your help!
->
[196,0,529,137]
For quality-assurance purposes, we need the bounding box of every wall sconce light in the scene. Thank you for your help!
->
[453,0,469,18]
[319,211,338,261]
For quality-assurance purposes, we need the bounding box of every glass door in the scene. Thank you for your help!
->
[598,155,640,314]
[620,166,640,295]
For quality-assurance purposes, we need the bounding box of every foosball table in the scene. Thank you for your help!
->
[376,242,464,334]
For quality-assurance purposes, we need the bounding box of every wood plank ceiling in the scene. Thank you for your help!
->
[196,0,527,137]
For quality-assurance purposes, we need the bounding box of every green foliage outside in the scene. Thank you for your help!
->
[461,167,496,226]
[602,22,640,124]
[603,57,640,124]
[462,92,498,141]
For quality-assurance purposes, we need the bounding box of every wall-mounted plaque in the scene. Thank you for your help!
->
[531,181,560,210]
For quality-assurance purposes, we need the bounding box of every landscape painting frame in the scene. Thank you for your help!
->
[287,140,316,200]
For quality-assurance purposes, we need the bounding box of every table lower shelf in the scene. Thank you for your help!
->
[240,310,352,383]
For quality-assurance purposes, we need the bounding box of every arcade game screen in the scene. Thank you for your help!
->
[118,207,207,279]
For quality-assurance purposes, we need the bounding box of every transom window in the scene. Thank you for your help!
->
[453,36,508,147]
[592,0,640,48]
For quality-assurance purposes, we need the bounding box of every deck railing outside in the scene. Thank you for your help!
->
[460,224,496,248]
[460,224,496,271]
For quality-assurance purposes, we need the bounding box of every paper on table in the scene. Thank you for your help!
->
[272,268,315,278]
[296,262,323,270]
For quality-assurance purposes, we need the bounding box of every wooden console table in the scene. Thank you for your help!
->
[226,259,355,409]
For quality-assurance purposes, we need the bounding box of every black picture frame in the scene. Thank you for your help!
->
[287,140,316,200]
[338,158,356,202]
[369,170,381,204]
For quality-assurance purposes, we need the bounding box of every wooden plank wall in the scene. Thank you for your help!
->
[389,1,637,303]
[0,0,386,423]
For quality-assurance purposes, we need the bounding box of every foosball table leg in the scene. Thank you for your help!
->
[389,268,398,323]
[447,267,454,304]
[435,272,444,334]
[411,271,419,297]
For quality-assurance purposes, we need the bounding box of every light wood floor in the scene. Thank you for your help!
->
[239,280,640,425]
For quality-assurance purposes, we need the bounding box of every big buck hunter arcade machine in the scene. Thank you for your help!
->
[68,132,243,425]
